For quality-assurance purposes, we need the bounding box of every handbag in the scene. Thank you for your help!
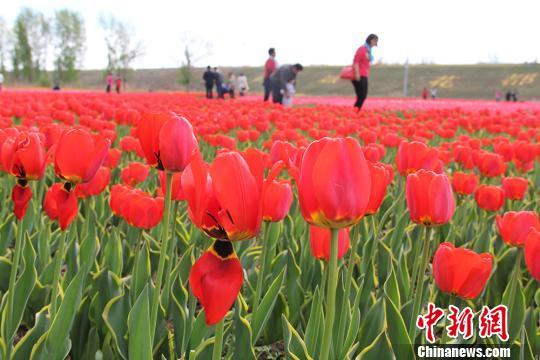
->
[339,65,355,80]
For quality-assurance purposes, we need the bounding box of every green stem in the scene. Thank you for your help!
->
[131,229,143,305]
[408,226,432,339]
[162,201,179,311]
[440,296,457,345]
[212,319,225,360]
[319,228,340,360]
[5,218,25,359]
[149,171,174,343]
[336,223,361,346]
[50,230,68,320]
[253,222,271,313]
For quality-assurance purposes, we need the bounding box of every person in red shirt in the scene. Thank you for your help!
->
[263,48,277,101]
[352,34,378,110]
[115,76,122,94]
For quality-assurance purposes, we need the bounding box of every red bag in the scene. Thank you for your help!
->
[339,66,354,80]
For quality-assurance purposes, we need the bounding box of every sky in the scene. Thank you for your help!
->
[3,0,540,70]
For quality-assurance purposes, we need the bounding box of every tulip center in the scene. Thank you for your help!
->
[16,178,28,188]
[419,215,433,226]
[212,239,235,260]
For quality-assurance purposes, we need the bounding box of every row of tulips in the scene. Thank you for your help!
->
[0,91,537,359]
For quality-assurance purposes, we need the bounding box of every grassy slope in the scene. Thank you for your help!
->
[62,63,540,100]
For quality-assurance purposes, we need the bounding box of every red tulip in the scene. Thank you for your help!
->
[209,151,262,241]
[501,177,528,200]
[75,166,111,199]
[43,183,79,230]
[451,171,479,195]
[496,211,540,246]
[182,151,262,241]
[309,226,350,261]
[121,162,150,187]
[54,129,110,184]
[126,195,165,230]
[477,152,506,178]
[363,143,386,163]
[136,112,198,172]
[366,162,392,215]
[104,148,122,168]
[406,170,455,226]
[158,171,185,201]
[1,132,47,180]
[396,141,442,176]
[298,137,371,229]
[524,228,540,281]
[189,240,243,325]
[262,179,293,222]
[12,184,32,220]
[474,185,504,212]
[432,242,492,299]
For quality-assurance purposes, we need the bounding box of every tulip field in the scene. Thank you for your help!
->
[0,90,539,360]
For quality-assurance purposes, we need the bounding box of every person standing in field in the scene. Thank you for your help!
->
[430,88,437,100]
[214,67,224,99]
[106,72,113,93]
[203,66,215,99]
[422,87,429,100]
[115,76,122,94]
[263,48,277,101]
[227,72,237,98]
[352,34,378,111]
[237,73,249,96]
[270,63,303,104]
[282,80,296,107]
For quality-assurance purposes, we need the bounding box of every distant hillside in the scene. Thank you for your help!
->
[9,63,540,100]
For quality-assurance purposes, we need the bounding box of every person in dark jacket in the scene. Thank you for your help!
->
[203,66,215,99]
[270,63,303,104]
[214,67,224,99]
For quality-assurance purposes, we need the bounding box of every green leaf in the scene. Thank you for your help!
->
[384,262,401,309]
[1,237,37,342]
[131,242,150,304]
[104,231,123,276]
[384,293,414,359]
[356,331,394,360]
[103,292,130,360]
[127,285,152,360]
[234,297,256,360]
[281,314,313,360]
[501,265,526,344]
[188,310,208,352]
[12,307,50,360]
[304,287,324,358]
[357,299,385,350]
[251,268,285,343]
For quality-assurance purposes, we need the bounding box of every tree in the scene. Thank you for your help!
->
[11,8,50,82]
[0,17,11,74]
[177,35,211,91]
[99,14,143,87]
[54,9,86,82]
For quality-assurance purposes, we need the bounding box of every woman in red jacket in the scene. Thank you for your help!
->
[352,34,378,110]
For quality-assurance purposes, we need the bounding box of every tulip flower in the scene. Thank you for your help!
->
[298,137,371,229]
[496,211,540,246]
[11,184,32,220]
[189,240,243,325]
[433,242,493,299]
[158,171,185,201]
[43,183,79,231]
[501,177,528,200]
[524,228,540,281]
[104,148,122,168]
[1,132,47,180]
[126,194,165,230]
[186,151,263,326]
[406,170,455,226]
[477,152,506,178]
[396,141,442,176]
[366,162,392,215]
[54,129,110,184]
[309,226,350,261]
[474,185,505,212]
[451,171,479,196]
[262,179,293,222]
[75,166,111,199]
[121,162,150,187]
[136,112,198,172]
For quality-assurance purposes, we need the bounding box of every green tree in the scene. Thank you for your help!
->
[0,17,11,74]
[177,35,211,91]
[11,8,50,82]
[53,9,86,82]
